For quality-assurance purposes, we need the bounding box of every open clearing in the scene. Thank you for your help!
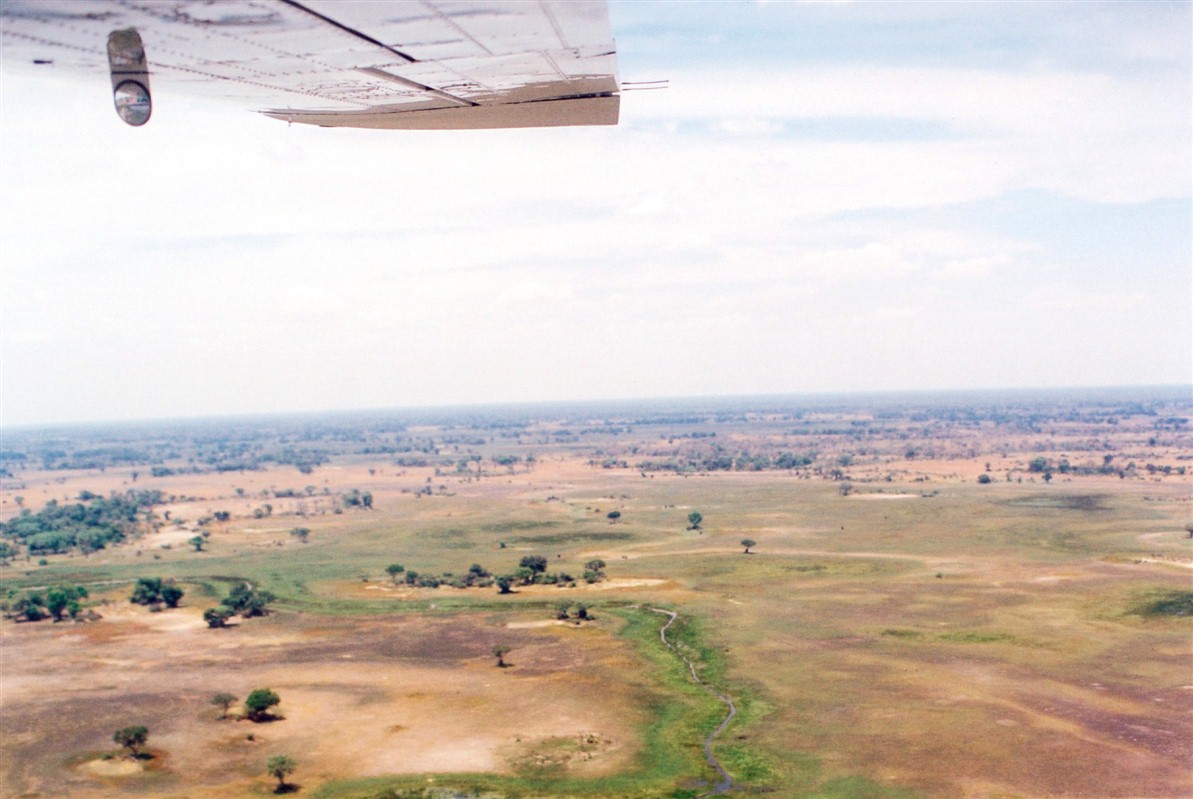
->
[2,600,644,798]
[2,393,1191,798]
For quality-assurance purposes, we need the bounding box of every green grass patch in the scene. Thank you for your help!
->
[881,628,923,639]
[717,743,772,782]
[482,520,563,534]
[1136,589,1193,617]
[937,630,1015,644]
[505,531,636,546]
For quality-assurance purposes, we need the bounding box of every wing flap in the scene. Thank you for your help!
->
[263,94,618,130]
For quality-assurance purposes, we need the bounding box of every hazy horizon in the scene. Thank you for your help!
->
[2,382,1188,433]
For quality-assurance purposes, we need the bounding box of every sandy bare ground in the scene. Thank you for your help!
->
[1,600,644,798]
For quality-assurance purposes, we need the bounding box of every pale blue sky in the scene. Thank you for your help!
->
[1,1,1189,426]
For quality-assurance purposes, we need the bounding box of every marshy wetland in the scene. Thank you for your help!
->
[2,390,1190,798]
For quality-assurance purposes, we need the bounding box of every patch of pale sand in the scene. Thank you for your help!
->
[512,578,671,594]
[145,528,202,547]
[92,603,209,632]
[590,578,668,590]
[82,758,142,776]
[331,580,419,598]
[249,660,639,777]
[1137,557,1193,570]
[506,619,568,628]
[1137,531,1185,543]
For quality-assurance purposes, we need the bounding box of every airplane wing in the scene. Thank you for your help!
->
[0,0,619,129]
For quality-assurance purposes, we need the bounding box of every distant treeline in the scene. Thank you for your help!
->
[1,391,1187,478]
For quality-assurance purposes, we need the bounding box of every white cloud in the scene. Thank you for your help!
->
[625,63,1190,204]
[1,6,1189,424]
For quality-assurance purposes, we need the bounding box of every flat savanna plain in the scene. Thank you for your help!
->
[1,395,1191,799]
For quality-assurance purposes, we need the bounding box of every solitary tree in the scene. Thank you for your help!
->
[386,563,405,583]
[289,527,310,543]
[493,645,511,668]
[113,725,149,757]
[189,536,205,552]
[266,755,296,793]
[204,607,234,628]
[244,688,281,721]
[495,575,513,594]
[838,481,854,497]
[210,693,237,719]
[554,601,572,620]
[687,512,703,530]
[741,538,757,554]
[161,584,184,608]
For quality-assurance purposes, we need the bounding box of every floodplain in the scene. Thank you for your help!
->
[1,389,1190,799]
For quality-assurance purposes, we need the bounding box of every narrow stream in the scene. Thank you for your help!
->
[652,608,737,796]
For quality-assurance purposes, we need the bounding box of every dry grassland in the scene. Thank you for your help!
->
[2,597,644,798]
[2,397,1190,798]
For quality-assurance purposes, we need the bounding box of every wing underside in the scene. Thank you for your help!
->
[0,0,619,128]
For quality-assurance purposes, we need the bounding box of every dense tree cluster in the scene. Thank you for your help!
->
[342,489,374,509]
[494,555,606,593]
[204,582,275,627]
[638,450,817,474]
[391,562,493,589]
[223,582,276,617]
[0,490,163,555]
[129,577,184,609]
[554,600,593,621]
[3,583,91,622]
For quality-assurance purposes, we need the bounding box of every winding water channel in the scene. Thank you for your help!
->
[651,608,737,796]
